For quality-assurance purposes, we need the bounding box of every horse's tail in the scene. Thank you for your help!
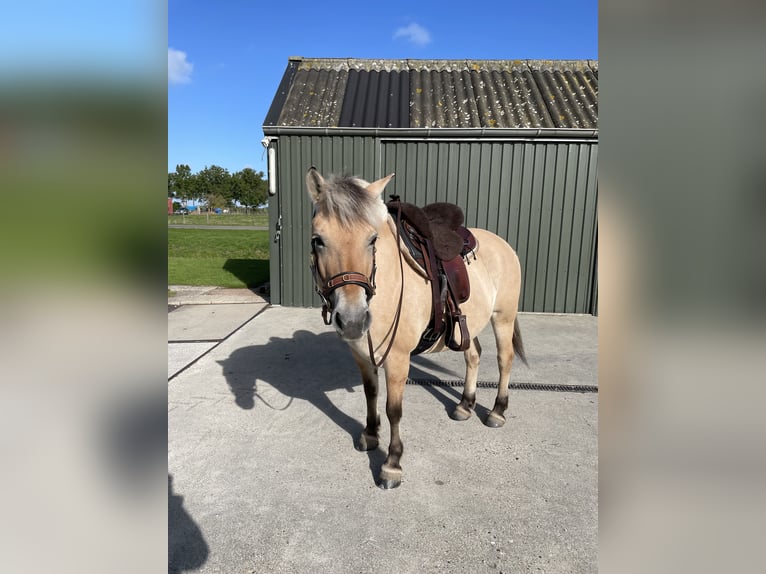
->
[513,317,528,366]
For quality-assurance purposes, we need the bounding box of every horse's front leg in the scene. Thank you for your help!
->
[352,353,380,451]
[380,353,409,489]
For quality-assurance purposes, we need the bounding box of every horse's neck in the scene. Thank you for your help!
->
[385,215,429,280]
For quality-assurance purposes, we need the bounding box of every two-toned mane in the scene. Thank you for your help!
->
[309,174,387,229]
[307,167,526,489]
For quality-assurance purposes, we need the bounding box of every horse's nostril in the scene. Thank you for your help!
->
[335,312,344,330]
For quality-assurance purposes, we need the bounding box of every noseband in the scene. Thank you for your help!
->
[309,247,377,326]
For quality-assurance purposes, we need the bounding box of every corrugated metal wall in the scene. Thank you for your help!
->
[268,135,379,307]
[381,140,598,313]
[269,135,598,313]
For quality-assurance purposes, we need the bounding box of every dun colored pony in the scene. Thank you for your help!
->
[307,168,526,489]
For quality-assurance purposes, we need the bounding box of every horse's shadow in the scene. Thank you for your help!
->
[168,475,209,574]
[219,330,387,481]
[217,330,472,484]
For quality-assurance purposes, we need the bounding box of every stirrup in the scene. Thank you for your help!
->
[447,312,470,351]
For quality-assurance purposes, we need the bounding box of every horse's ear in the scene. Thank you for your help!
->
[306,166,325,203]
[365,173,395,198]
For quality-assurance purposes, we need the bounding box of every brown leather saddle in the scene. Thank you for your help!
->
[387,196,477,354]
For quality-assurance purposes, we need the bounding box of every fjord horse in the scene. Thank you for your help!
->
[306,168,526,489]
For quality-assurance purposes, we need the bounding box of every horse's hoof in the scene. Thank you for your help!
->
[449,404,473,421]
[355,433,379,451]
[379,478,401,489]
[379,464,402,489]
[484,412,506,428]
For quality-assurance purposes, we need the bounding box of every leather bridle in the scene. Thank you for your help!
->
[309,248,377,326]
[310,200,405,369]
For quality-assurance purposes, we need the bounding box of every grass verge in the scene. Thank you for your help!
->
[168,212,268,227]
[168,228,269,288]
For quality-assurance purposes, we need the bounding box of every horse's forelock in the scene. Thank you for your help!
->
[316,175,385,228]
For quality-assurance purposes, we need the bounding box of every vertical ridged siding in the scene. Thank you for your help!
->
[270,135,597,313]
[269,135,379,307]
[381,140,597,313]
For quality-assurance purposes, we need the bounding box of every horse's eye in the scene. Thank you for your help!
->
[369,235,378,247]
[312,236,324,249]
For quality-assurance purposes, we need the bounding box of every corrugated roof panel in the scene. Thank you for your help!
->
[336,69,409,128]
[523,68,555,128]
[555,70,586,127]
[536,69,571,127]
[478,69,499,127]
[509,69,540,128]
[491,70,516,127]
[263,58,299,127]
[431,70,446,125]
[337,69,359,127]
[462,70,481,127]
[499,70,523,126]
[267,58,598,130]
[420,70,434,128]
[388,70,403,127]
[277,67,348,127]
[445,70,464,127]
[373,71,389,126]
[574,67,599,124]
[363,70,379,126]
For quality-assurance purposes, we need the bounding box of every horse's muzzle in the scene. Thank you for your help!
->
[332,305,371,340]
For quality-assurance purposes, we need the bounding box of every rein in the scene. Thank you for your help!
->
[310,200,405,369]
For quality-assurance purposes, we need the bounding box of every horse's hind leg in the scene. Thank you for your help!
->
[449,337,482,421]
[486,314,517,428]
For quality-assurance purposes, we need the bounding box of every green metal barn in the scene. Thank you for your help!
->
[262,57,598,313]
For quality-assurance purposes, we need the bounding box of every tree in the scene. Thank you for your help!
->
[205,193,228,211]
[232,168,268,209]
[166,164,267,210]
[168,164,194,203]
[196,165,233,208]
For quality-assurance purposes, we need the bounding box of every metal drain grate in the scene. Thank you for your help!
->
[406,378,598,393]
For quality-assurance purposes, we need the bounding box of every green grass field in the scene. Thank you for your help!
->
[168,212,268,227]
[168,228,270,288]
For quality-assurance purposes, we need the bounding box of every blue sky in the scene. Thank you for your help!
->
[1,1,161,77]
[169,0,598,175]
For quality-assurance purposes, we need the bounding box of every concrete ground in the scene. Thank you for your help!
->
[168,288,598,574]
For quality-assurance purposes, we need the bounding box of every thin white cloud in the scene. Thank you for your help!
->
[168,48,193,84]
[393,22,432,46]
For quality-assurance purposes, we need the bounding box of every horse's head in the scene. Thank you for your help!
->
[306,167,394,341]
